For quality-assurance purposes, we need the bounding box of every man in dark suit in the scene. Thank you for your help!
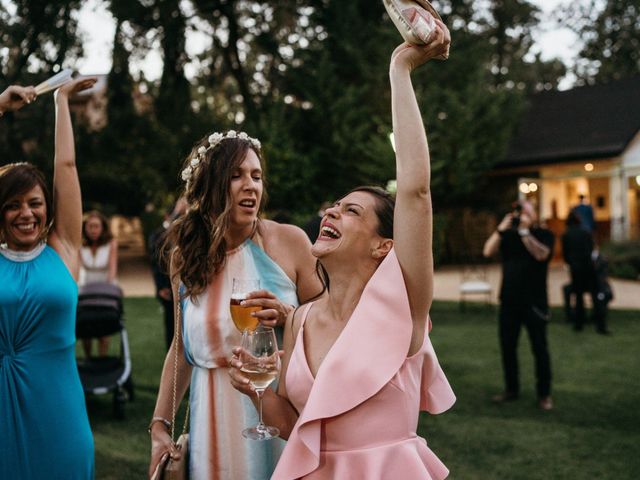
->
[571,194,595,234]
[148,198,187,349]
[562,211,594,330]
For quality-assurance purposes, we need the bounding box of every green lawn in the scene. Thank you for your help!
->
[90,298,640,479]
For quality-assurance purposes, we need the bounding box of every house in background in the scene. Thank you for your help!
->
[494,76,640,246]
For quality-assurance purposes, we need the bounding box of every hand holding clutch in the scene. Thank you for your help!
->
[383,0,449,60]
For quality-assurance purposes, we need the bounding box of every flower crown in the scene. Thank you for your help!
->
[181,130,262,189]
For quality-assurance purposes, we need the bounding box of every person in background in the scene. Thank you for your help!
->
[79,209,118,357]
[562,210,594,331]
[591,249,613,335]
[483,200,555,411]
[0,76,97,479]
[302,200,331,242]
[0,84,37,116]
[148,198,188,350]
[571,194,595,234]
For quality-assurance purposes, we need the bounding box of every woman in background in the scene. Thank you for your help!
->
[79,209,118,357]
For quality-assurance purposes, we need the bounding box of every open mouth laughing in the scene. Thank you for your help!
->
[319,222,341,240]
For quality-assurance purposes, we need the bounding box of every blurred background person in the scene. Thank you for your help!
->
[562,210,594,331]
[0,76,97,479]
[483,200,555,410]
[571,194,595,234]
[0,84,37,116]
[148,197,187,350]
[79,209,118,357]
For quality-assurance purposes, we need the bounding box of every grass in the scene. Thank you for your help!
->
[90,298,640,479]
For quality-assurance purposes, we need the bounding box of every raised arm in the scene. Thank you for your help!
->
[389,23,450,350]
[0,85,36,115]
[47,77,97,275]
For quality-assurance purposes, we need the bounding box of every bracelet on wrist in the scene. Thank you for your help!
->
[518,228,531,237]
[148,416,172,434]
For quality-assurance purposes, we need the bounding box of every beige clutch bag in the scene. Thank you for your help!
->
[383,0,449,60]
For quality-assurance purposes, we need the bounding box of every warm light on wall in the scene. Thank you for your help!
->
[519,183,530,194]
[636,175,640,187]
[584,163,594,172]
[529,183,538,192]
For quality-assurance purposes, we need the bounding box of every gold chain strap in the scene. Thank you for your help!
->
[170,289,189,441]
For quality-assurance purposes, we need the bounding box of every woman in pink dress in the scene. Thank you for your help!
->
[229,25,455,480]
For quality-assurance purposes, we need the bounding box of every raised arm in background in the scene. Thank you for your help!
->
[47,77,97,279]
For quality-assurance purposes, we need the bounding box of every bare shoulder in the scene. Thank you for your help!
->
[260,219,311,249]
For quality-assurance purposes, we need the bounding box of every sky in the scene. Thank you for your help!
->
[74,0,581,88]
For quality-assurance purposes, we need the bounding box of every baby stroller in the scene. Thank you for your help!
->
[76,282,134,419]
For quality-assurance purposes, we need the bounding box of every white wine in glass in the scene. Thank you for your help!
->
[240,326,281,440]
[230,278,261,332]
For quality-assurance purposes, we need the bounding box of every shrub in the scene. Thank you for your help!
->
[601,241,640,280]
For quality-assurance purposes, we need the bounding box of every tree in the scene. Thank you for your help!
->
[564,0,640,84]
[0,0,83,173]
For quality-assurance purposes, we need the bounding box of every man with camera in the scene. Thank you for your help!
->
[483,200,555,410]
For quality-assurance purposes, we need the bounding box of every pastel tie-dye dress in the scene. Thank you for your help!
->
[181,239,298,480]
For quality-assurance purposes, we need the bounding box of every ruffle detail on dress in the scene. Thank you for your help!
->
[302,437,449,480]
[273,249,455,479]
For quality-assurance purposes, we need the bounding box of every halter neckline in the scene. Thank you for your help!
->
[0,242,46,262]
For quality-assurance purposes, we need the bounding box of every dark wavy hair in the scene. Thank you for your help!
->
[315,185,396,291]
[82,210,113,247]
[0,163,54,243]
[165,134,267,299]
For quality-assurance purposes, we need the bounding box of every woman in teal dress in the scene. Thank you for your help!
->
[0,76,97,479]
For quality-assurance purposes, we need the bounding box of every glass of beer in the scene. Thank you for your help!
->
[230,278,261,332]
[240,326,281,440]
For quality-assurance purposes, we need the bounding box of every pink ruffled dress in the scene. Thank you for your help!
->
[272,249,456,480]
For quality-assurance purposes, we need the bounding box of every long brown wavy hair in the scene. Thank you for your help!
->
[165,134,267,299]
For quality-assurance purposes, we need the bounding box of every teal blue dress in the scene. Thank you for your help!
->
[0,244,94,479]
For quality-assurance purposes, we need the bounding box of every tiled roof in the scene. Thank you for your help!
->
[499,76,640,167]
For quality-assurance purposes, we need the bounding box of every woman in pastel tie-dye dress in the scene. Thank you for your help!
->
[148,131,322,480]
[230,28,455,480]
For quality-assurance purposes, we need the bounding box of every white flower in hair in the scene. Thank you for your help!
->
[209,132,223,145]
[181,166,193,181]
[182,130,262,189]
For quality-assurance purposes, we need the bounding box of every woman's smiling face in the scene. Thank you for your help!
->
[311,191,383,260]
[2,185,47,251]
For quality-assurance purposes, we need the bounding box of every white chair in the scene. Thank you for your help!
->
[459,264,492,310]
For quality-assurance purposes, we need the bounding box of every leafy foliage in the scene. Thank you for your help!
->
[1,0,619,219]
